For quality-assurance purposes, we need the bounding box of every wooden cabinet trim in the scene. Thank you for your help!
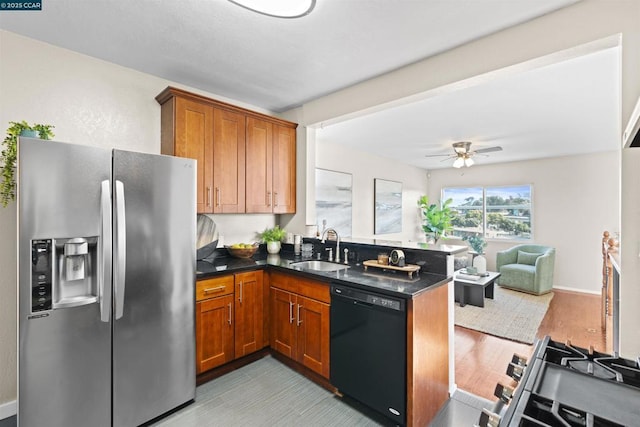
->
[406,282,449,427]
[156,86,297,129]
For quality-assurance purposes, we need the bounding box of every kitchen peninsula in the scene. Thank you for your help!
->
[196,239,465,426]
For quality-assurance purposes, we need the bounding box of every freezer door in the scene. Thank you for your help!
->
[17,138,112,427]
[112,150,196,427]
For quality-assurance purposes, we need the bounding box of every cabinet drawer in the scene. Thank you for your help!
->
[197,275,234,301]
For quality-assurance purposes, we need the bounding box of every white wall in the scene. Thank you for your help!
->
[427,151,619,294]
[315,141,428,241]
[0,30,278,408]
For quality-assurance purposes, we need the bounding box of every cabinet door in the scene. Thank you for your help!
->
[175,97,213,213]
[245,117,273,213]
[234,271,264,358]
[270,287,296,359]
[213,109,245,213]
[296,296,330,379]
[272,125,296,214]
[196,295,234,374]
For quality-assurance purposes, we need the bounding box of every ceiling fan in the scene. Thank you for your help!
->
[425,141,503,168]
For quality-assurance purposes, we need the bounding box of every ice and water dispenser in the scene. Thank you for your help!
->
[30,237,99,313]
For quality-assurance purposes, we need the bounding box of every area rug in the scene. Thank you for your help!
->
[454,286,554,344]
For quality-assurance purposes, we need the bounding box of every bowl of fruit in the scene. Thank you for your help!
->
[225,242,259,259]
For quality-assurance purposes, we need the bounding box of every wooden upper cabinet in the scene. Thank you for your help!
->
[156,86,296,214]
[173,97,214,213]
[273,125,296,214]
[246,120,296,214]
[213,109,245,213]
[246,117,274,213]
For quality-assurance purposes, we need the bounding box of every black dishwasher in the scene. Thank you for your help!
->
[330,283,406,426]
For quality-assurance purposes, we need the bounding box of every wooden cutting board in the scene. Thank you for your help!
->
[362,260,421,278]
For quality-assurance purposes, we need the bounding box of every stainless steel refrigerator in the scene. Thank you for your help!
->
[17,138,196,427]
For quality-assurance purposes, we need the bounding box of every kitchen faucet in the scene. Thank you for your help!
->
[321,228,340,263]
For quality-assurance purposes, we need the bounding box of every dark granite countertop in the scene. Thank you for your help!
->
[197,253,451,299]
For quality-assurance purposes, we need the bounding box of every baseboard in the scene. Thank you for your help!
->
[552,285,600,296]
[0,400,16,420]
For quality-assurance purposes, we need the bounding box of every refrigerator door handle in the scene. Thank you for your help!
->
[100,180,113,322]
[114,180,127,320]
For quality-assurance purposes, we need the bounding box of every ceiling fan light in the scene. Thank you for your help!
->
[464,157,474,167]
[452,157,465,168]
[228,0,316,18]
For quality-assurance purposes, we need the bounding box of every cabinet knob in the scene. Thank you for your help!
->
[477,408,501,427]
[511,353,528,367]
[506,362,524,381]
[493,383,514,404]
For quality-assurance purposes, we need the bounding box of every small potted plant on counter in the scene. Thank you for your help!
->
[1,120,55,207]
[258,225,287,254]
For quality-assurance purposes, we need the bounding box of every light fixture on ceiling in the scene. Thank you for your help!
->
[452,153,474,169]
[228,0,316,18]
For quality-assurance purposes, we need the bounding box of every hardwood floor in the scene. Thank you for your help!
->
[454,289,608,400]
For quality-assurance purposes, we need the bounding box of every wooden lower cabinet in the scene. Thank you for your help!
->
[269,272,330,379]
[234,271,264,358]
[196,293,234,374]
[196,272,265,374]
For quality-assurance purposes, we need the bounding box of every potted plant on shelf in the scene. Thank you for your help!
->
[417,195,454,244]
[1,121,55,207]
[258,225,287,254]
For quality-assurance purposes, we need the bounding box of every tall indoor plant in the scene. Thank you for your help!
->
[258,225,287,254]
[417,195,454,243]
[1,121,55,207]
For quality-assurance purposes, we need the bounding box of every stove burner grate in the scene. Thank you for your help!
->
[522,395,625,427]
[545,340,640,387]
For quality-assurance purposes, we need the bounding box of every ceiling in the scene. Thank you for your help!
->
[316,45,621,170]
[1,0,619,170]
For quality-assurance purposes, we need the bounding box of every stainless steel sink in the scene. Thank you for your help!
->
[290,260,350,272]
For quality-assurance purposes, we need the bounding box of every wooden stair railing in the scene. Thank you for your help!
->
[601,231,619,332]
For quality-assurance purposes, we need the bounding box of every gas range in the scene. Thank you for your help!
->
[478,336,640,426]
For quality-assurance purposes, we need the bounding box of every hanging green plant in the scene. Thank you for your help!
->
[1,121,55,207]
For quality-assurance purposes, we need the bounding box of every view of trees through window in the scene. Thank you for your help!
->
[442,185,532,240]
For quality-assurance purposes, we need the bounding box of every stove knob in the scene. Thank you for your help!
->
[511,353,528,366]
[476,408,501,427]
[506,362,524,381]
[493,383,514,404]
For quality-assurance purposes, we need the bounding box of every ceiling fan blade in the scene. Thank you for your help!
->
[424,153,452,158]
[473,146,503,154]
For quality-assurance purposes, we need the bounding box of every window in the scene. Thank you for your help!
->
[443,185,532,240]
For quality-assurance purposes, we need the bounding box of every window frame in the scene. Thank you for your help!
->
[442,184,533,241]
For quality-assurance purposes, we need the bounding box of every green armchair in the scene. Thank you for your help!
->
[496,244,555,295]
